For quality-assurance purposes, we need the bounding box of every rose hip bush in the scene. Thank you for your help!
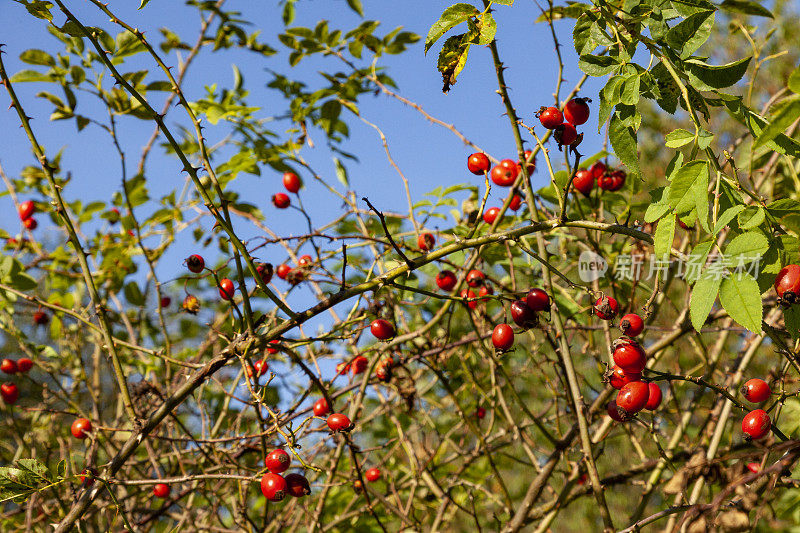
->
[2,0,800,531]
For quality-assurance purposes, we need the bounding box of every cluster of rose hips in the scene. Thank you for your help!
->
[259,448,312,502]
[276,254,315,286]
[537,97,591,148]
[491,288,551,351]
[271,171,302,209]
[0,357,34,406]
[466,151,531,223]
[572,161,627,196]
[591,296,662,421]
[17,199,38,231]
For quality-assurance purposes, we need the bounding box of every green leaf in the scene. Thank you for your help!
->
[724,231,768,268]
[719,272,763,333]
[690,270,721,331]
[425,3,477,55]
[789,65,800,94]
[665,128,694,148]
[609,113,639,180]
[780,398,800,435]
[578,54,618,77]
[124,282,145,306]
[697,129,714,150]
[668,161,708,214]
[784,307,800,341]
[686,240,714,283]
[768,198,800,217]
[654,213,676,258]
[738,206,765,230]
[665,11,714,59]
[686,56,751,91]
[346,0,364,16]
[437,34,470,93]
[10,70,52,83]
[334,157,349,188]
[19,49,55,67]
[473,12,496,45]
[713,205,745,234]
[719,0,773,18]
[754,96,800,149]
[644,186,671,223]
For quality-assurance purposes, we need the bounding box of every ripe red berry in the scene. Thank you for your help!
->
[436,270,457,292]
[475,406,486,419]
[616,381,650,416]
[265,449,291,474]
[563,97,591,126]
[283,172,301,193]
[370,319,395,340]
[467,153,490,175]
[327,413,353,432]
[613,341,647,373]
[593,296,619,320]
[510,300,536,329]
[160,296,171,309]
[335,362,350,376]
[598,169,626,192]
[186,254,205,273]
[554,123,578,146]
[742,409,771,440]
[272,193,290,209]
[261,472,287,502]
[492,323,514,351]
[490,159,520,186]
[71,418,93,439]
[1,359,18,375]
[478,284,493,300]
[18,200,35,220]
[1,383,19,405]
[365,468,381,482]
[17,358,33,373]
[572,169,594,196]
[257,263,274,285]
[678,219,692,230]
[775,264,800,303]
[218,278,235,300]
[460,288,477,310]
[284,473,311,497]
[620,313,644,337]
[298,254,313,267]
[351,356,368,375]
[520,150,536,175]
[538,106,563,129]
[79,468,96,487]
[276,264,291,280]
[590,161,607,179]
[608,366,641,390]
[313,398,331,416]
[33,310,49,325]
[153,483,170,499]
[606,401,626,422]
[375,359,393,382]
[741,378,771,403]
[23,218,37,230]
[483,207,501,224]
[267,339,280,354]
[418,232,435,251]
[252,360,268,377]
[525,288,550,312]
[509,194,522,211]
[644,383,663,410]
[466,270,485,288]
[746,462,761,474]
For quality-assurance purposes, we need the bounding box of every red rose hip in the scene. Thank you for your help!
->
[613,341,647,373]
[525,288,550,312]
[71,418,93,439]
[370,319,395,340]
[742,409,771,440]
[272,193,290,209]
[18,200,35,220]
[467,153,490,175]
[593,296,619,320]
[572,169,594,196]
[327,413,353,432]
[1,383,19,405]
[620,313,644,337]
[265,449,291,474]
[608,366,641,390]
[483,207,501,224]
[538,106,563,129]
[186,254,205,273]
[436,270,457,292]
[492,323,514,351]
[153,483,170,499]
[218,278,235,300]
[741,379,771,403]
[775,264,800,303]
[261,473,287,502]
[365,468,381,482]
[644,383,663,410]
[465,270,485,288]
[285,473,311,497]
[418,232,435,251]
[283,172,301,193]
[313,398,331,416]
[563,97,590,126]
[490,159,520,187]
[510,300,536,329]
[616,381,650,415]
